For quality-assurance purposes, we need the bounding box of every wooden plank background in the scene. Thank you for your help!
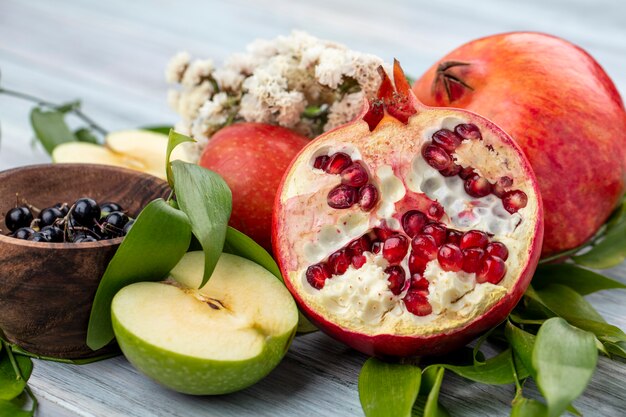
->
[1,0,625,415]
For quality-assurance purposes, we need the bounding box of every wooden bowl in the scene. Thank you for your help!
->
[0,164,170,359]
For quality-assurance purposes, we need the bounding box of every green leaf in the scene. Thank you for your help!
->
[423,367,447,417]
[604,341,626,358]
[505,321,536,379]
[171,161,232,288]
[533,264,626,295]
[0,398,34,417]
[224,226,281,279]
[531,284,605,323]
[573,221,626,268]
[0,349,33,401]
[87,199,192,350]
[358,358,421,417]
[565,318,626,344]
[510,398,547,417]
[30,107,77,154]
[74,127,99,144]
[431,348,528,385]
[166,130,195,188]
[143,125,174,135]
[8,343,118,365]
[533,318,597,417]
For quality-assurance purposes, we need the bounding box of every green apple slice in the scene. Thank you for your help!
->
[111,252,298,395]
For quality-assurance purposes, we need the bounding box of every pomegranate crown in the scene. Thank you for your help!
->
[362,59,418,131]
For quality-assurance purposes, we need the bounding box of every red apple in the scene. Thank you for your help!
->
[199,123,309,251]
[413,32,626,256]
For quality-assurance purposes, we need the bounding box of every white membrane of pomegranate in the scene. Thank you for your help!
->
[278,110,539,336]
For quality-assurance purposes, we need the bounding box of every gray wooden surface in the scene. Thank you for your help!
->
[1,0,625,416]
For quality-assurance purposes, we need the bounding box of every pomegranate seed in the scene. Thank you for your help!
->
[411,234,438,260]
[493,176,513,198]
[341,162,369,187]
[461,247,485,273]
[446,229,463,245]
[422,143,452,170]
[421,222,447,246]
[476,255,507,284]
[347,235,372,256]
[459,166,476,180]
[327,184,357,209]
[454,123,482,140]
[328,249,351,275]
[358,184,379,211]
[502,190,528,214]
[410,275,430,291]
[383,235,409,264]
[440,164,462,177]
[464,174,492,198]
[432,129,462,153]
[363,100,384,131]
[402,210,427,238]
[313,155,330,170]
[427,201,444,220]
[374,227,394,241]
[352,254,367,269]
[306,263,330,289]
[437,244,464,272]
[325,152,352,174]
[460,230,489,249]
[403,291,432,316]
[372,241,383,254]
[485,242,509,261]
[408,253,429,275]
[385,266,406,295]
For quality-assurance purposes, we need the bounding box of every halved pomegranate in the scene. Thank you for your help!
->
[273,61,543,357]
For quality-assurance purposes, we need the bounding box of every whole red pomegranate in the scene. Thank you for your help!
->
[273,62,543,357]
[199,122,309,251]
[412,32,626,256]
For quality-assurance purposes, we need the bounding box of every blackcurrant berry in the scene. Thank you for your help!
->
[40,225,64,243]
[123,219,135,235]
[74,235,97,243]
[104,211,129,229]
[39,207,64,227]
[28,232,50,242]
[73,198,100,226]
[100,202,123,215]
[55,203,70,216]
[5,206,33,232]
[13,227,35,240]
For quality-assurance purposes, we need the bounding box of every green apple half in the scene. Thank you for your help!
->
[111,252,298,395]
[52,130,193,179]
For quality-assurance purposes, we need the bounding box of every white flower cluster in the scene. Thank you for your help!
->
[166,31,385,159]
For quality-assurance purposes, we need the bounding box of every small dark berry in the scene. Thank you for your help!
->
[100,202,123,216]
[5,206,33,232]
[73,198,100,226]
[123,219,135,235]
[104,211,129,229]
[40,225,64,242]
[55,203,70,216]
[73,234,97,243]
[13,227,35,240]
[28,232,50,242]
[39,207,64,227]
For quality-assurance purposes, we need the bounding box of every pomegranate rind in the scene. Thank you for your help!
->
[272,92,543,357]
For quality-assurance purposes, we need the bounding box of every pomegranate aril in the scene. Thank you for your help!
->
[347,235,372,257]
[403,291,432,316]
[437,243,464,272]
[411,234,438,260]
[363,100,384,131]
[410,275,430,291]
[459,166,476,180]
[352,255,367,269]
[464,174,492,198]
[328,249,351,275]
[446,229,463,245]
[313,155,330,170]
[325,152,352,174]
[372,241,383,254]
[462,247,485,273]
[408,253,429,275]
[476,255,507,284]
[306,263,330,289]
[327,184,357,209]
[440,163,462,177]
[460,230,489,249]
[421,222,447,246]
[358,184,379,211]
[502,190,528,214]
[341,162,369,187]
[383,235,409,264]
[432,129,462,153]
[385,266,406,295]
[422,143,452,170]
[427,201,444,220]
[485,242,509,261]
[493,176,513,198]
[374,227,394,241]
[402,210,427,238]
[454,123,482,140]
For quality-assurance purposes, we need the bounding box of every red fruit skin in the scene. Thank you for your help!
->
[413,32,626,256]
[199,122,308,252]
[272,98,544,357]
